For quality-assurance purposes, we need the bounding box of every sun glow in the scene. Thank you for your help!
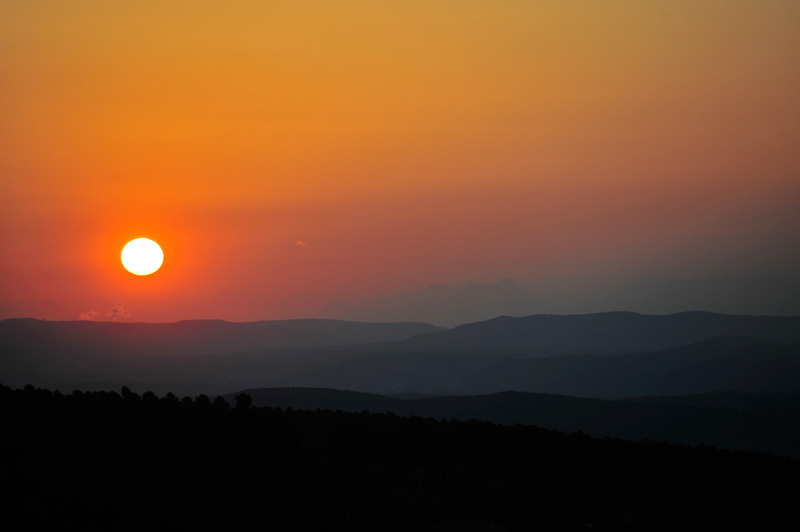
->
[121,238,164,276]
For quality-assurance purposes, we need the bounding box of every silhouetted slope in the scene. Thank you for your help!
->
[627,390,800,411]
[256,336,800,397]
[232,387,800,457]
[228,387,400,412]
[456,336,800,397]
[3,384,799,531]
[399,311,800,354]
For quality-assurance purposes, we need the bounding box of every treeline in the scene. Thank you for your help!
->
[1,384,799,531]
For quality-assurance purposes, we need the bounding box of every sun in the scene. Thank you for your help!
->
[121,238,164,276]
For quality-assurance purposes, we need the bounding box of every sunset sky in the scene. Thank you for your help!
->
[2,1,799,322]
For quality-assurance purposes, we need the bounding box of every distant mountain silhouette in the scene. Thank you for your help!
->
[629,389,800,411]
[264,335,800,397]
[454,336,800,396]
[0,318,441,390]
[319,278,541,327]
[316,275,800,326]
[3,312,800,397]
[228,387,800,457]
[397,311,800,354]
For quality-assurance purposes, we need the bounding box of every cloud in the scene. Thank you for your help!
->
[79,310,101,321]
[107,302,131,321]
[296,240,308,247]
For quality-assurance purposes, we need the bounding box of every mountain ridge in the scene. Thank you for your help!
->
[397,310,800,354]
[3,312,800,397]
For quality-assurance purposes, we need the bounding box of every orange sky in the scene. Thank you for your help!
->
[1,1,799,321]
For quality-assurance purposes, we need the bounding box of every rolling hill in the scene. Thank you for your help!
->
[227,386,800,457]
[397,311,800,354]
[0,318,442,391]
[3,312,800,397]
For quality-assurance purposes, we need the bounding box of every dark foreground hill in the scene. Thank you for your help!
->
[2,384,799,531]
[229,387,800,457]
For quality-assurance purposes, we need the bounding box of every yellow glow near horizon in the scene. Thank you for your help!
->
[121,238,164,276]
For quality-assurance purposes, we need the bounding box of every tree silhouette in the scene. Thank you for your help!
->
[213,396,230,410]
[121,386,140,402]
[142,391,159,406]
[195,394,212,410]
[235,393,252,410]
